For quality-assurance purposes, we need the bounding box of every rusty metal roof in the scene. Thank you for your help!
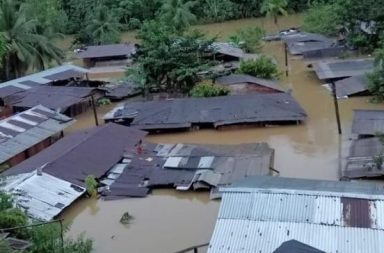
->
[208,176,384,253]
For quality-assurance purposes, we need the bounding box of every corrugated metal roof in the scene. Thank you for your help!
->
[351,109,384,135]
[76,43,136,59]
[312,58,374,80]
[0,105,74,164]
[215,74,285,92]
[212,42,245,58]
[334,75,369,98]
[0,64,88,90]
[0,171,85,221]
[208,176,384,253]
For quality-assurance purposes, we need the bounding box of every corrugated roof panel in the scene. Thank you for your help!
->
[164,157,182,168]
[198,156,215,169]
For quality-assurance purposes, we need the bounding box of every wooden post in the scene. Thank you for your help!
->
[91,95,99,126]
[193,248,198,253]
[331,82,342,135]
[284,43,289,77]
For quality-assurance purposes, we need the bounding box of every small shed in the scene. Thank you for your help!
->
[311,58,374,81]
[334,75,370,98]
[76,43,136,68]
[351,109,384,137]
[5,86,104,117]
[0,105,74,169]
[215,74,285,94]
[281,32,336,56]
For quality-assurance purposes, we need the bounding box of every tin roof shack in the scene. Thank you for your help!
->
[351,109,384,137]
[0,170,85,221]
[0,64,89,90]
[208,176,384,253]
[101,142,275,199]
[311,58,374,82]
[104,94,307,132]
[333,75,370,98]
[281,32,337,56]
[344,137,384,179]
[76,43,136,68]
[214,74,285,94]
[0,105,73,170]
[2,123,147,186]
[5,86,104,117]
[101,81,142,101]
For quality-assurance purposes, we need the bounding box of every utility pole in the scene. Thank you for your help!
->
[331,82,342,135]
[91,94,99,126]
[284,43,289,77]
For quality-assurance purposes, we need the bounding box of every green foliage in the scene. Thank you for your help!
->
[0,208,29,238]
[97,98,111,106]
[161,0,197,32]
[229,27,265,53]
[0,0,64,80]
[200,0,236,22]
[0,239,16,253]
[85,175,97,196]
[367,48,384,102]
[190,82,229,97]
[261,0,288,25]
[238,56,279,79]
[302,3,341,36]
[135,20,214,93]
[0,191,12,211]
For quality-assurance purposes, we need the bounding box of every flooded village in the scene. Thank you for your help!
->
[2,2,384,252]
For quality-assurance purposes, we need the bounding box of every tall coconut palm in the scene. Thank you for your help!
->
[85,5,122,45]
[161,0,197,32]
[0,0,64,80]
[261,0,288,25]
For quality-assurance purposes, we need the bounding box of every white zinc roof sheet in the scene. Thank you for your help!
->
[1,171,85,221]
[208,179,384,253]
[0,105,74,164]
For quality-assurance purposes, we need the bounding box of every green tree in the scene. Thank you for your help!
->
[367,48,384,102]
[190,82,229,97]
[238,56,280,79]
[228,27,265,53]
[161,0,197,32]
[82,5,122,45]
[200,0,235,22]
[0,0,64,79]
[85,175,98,196]
[134,20,214,93]
[302,3,341,36]
[260,0,288,25]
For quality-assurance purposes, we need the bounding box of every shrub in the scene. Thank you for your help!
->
[238,56,279,79]
[302,3,341,37]
[190,82,230,97]
[84,175,98,196]
[228,27,265,53]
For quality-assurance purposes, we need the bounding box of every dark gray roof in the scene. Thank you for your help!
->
[103,82,141,100]
[0,64,88,90]
[351,109,384,135]
[0,86,24,98]
[273,240,325,253]
[344,137,384,179]
[76,43,136,59]
[105,94,307,131]
[281,32,335,55]
[215,74,285,92]
[232,175,384,196]
[6,86,96,112]
[2,123,147,186]
[335,75,369,98]
[303,47,345,60]
[312,58,374,80]
[0,105,74,164]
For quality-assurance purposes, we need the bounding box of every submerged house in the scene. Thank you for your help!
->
[0,105,74,169]
[311,58,374,82]
[104,94,307,132]
[334,74,370,98]
[351,109,384,137]
[214,74,285,94]
[76,43,136,68]
[0,170,85,221]
[4,86,104,117]
[208,176,384,253]
[281,32,339,56]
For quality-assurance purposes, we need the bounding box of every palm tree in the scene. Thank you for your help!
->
[261,0,288,25]
[161,0,197,32]
[85,5,122,45]
[0,0,64,80]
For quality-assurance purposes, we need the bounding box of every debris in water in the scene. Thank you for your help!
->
[120,212,134,224]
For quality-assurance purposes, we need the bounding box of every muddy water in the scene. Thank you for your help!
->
[62,15,384,253]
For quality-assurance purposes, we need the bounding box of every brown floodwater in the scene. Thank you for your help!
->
[62,15,384,253]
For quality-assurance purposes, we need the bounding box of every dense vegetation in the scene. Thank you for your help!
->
[190,82,230,97]
[0,191,93,253]
[238,56,280,79]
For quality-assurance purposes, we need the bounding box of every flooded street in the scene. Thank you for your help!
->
[62,15,383,253]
